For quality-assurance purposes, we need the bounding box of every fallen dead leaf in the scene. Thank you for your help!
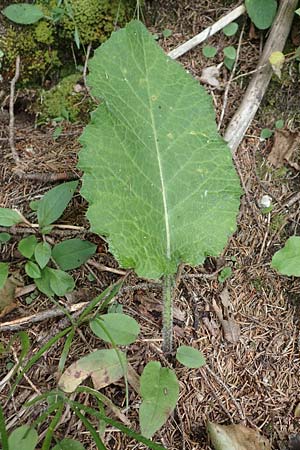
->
[294,403,300,418]
[212,288,240,344]
[58,349,127,393]
[267,129,300,169]
[0,274,23,318]
[207,422,271,450]
[200,63,222,88]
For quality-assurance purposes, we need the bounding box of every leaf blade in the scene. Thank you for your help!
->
[52,238,96,270]
[37,181,78,228]
[139,361,179,438]
[78,20,241,279]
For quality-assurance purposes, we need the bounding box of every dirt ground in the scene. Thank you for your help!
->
[1,1,300,449]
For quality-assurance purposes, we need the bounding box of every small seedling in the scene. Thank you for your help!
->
[0,181,96,298]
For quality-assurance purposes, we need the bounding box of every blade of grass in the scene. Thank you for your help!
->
[69,401,167,450]
[58,329,75,373]
[10,327,72,397]
[78,280,123,324]
[71,405,107,450]
[92,319,129,409]
[0,402,9,450]
[41,402,64,450]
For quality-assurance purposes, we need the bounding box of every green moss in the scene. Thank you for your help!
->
[60,0,129,45]
[35,21,55,44]
[38,73,94,123]
[0,25,60,85]
[270,213,286,233]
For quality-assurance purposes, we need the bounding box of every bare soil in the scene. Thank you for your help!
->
[1,1,300,449]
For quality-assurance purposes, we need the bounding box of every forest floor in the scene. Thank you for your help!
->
[1,1,300,449]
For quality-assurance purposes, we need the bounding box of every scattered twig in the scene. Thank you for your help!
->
[204,364,246,422]
[0,225,86,237]
[168,4,246,60]
[218,23,245,130]
[0,302,88,332]
[224,0,298,153]
[14,170,79,182]
[9,55,21,165]
[283,191,300,209]
[88,260,128,276]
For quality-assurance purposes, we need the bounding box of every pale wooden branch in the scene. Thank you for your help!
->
[168,4,246,60]
[224,0,298,154]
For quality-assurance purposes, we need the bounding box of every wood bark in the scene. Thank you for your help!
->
[224,0,298,154]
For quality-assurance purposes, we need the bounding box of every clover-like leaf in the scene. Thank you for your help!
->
[78,20,241,280]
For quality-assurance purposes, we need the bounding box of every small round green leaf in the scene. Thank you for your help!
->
[224,57,234,70]
[18,235,38,258]
[35,267,55,297]
[176,345,206,368]
[90,313,140,345]
[202,45,218,58]
[0,262,9,290]
[2,4,44,24]
[52,438,85,450]
[218,266,232,283]
[223,46,236,60]
[271,236,300,276]
[34,241,52,269]
[0,232,11,243]
[29,200,40,211]
[162,28,172,38]
[0,207,23,227]
[245,0,277,30]
[8,425,38,450]
[25,261,41,279]
[48,268,75,296]
[275,119,284,129]
[260,128,273,140]
[52,238,97,270]
[223,22,238,36]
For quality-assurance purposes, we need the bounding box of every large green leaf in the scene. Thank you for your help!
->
[78,20,241,279]
[245,0,277,30]
[271,236,300,276]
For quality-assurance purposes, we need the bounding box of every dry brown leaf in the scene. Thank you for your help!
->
[294,403,300,418]
[0,275,23,318]
[212,289,240,344]
[200,64,222,88]
[207,422,271,450]
[267,129,300,169]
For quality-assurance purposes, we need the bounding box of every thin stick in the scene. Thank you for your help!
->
[224,0,298,153]
[168,4,246,60]
[9,55,20,165]
[0,302,88,332]
[218,23,245,130]
[15,170,79,183]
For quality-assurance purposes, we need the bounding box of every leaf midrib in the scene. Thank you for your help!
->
[142,37,171,261]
